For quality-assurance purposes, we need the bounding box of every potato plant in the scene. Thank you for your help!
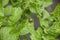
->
[0,0,60,40]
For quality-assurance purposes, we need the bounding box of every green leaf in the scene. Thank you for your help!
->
[4,6,13,16]
[30,28,43,40]
[11,0,19,6]
[0,0,2,7]
[2,0,9,6]
[29,6,36,13]
[52,4,60,21]
[43,0,53,7]
[0,8,4,17]
[43,10,50,19]
[0,27,19,40]
[20,21,34,35]
[42,35,56,40]
[10,7,22,23]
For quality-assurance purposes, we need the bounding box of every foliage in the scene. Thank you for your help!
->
[0,0,60,40]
